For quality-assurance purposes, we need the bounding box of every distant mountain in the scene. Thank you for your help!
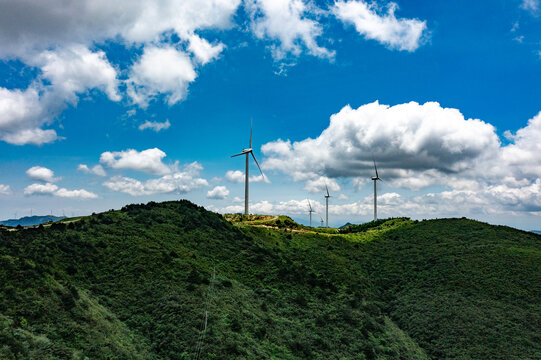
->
[0,215,66,227]
[531,230,541,235]
[339,222,353,229]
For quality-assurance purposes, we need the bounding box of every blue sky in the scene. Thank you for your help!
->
[0,0,540,229]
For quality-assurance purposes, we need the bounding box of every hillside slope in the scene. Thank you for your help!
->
[0,201,539,359]
[360,218,541,359]
[0,201,425,359]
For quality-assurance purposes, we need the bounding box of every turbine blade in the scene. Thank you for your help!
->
[373,158,379,179]
[325,183,329,197]
[250,151,264,176]
[308,199,312,211]
[231,152,245,157]
[250,118,253,148]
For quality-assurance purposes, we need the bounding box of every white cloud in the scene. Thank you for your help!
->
[226,169,269,183]
[246,0,334,60]
[23,182,98,199]
[0,87,58,145]
[138,119,171,132]
[0,184,11,195]
[103,161,208,196]
[0,45,119,145]
[188,34,224,64]
[333,0,427,51]
[100,148,171,175]
[225,170,245,183]
[303,176,340,193]
[127,46,197,108]
[0,0,241,58]
[250,174,270,183]
[0,0,240,145]
[55,188,98,199]
[24,183,59,195]
[257,107,541,217]
[78,164,106,176]
[34,45,120,103]
[262,101,499,187]
[521,0,539,14]
[207,185,230,199]
[26,166,59,183]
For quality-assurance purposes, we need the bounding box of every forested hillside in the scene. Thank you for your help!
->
[0,201,539,359]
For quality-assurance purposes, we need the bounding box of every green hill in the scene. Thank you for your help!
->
[0,201,539,359]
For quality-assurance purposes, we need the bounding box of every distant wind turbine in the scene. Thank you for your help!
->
[307,199,314,227]
[320,216,324,227]
[231,121,265,215]
[324,184,331,228]
[371,159,382,221]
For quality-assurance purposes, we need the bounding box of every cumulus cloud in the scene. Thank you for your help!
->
[35,45,120,102]
[221,198,323,215]
[0,184,11,195]
[24,183,59,195]
[0,0,241,58]
[100,148,171,175]
[103,161,208,196]
[333,0,427,51]
[260,104,541,216]
[0,45,119,145]
[138,119,171,132]
[127,46,197,108]
[55,188,99,199]
[225,170,245,183]
[26,166,59,183]
[0,0,240,145]
[246,0,334,60]
[0,87,57,145]
[188,34,225,64]
[225,170,269,183]
[303,176,340,193]
[78,164,107,176]
[207,185,230,199]
[23,182,97,199]
[262,101,499,186]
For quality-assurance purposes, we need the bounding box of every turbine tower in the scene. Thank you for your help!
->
[371,159,382,221]
[307,199,314,227]
[231,121,264,215]
[324,184,331,228]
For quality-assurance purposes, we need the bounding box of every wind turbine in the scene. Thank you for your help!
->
[320,217,324,227]
[324,184,331,228]
[231,121,265,215]
[307,199,314,227]
[371,159,382,221]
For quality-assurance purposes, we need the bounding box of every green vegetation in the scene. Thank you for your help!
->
[0,201,539,359]
[225,214,339,234]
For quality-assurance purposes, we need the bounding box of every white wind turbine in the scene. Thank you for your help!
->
[324,184,331,228]
[307,199,314,227]
[371,159,382,221]
[231,121,265,215]
[320,216,324,227]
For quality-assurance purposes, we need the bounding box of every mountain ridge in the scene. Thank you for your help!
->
[0,200,539,359]
[0,215,66,227]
